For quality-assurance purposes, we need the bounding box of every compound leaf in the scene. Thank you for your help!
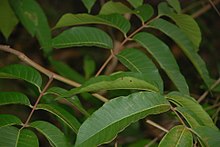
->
[0,114,22,128]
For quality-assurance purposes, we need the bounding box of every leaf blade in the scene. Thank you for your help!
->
[81,0,96,13]
[17,129,39,147]
[0,114,22,128]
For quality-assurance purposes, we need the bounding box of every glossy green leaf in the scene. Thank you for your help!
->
[117,48,163,92]
[0,126,39,147]
[193,126,220,147]
[149,18,213,88]
[54,13,131,35]
[50,59,85,84]
[0,91,30,106]
[62,72,160,98]
[99,1,133,15]
[159,125,193,147]
[133,32,189,94]
[166,91,217,130]
[134,4,154,22]
[75,92,170,147]
[127,0,143,8]
[167,0,181,13]
[0,0,18,39]
[0,64,42,91]
[37,104,81,133]
[82,0,96,13]
[83,55,96,79]
[0,114,22,128]
[51,26,113,49]
[9,0,52,55]
[30,121,70,147]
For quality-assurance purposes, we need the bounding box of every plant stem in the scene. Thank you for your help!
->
[22,76,54,127]
[146,119,169,133]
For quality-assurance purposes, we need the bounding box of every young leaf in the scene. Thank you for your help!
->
[0,0,18,39]
[30,121,70,147]
[53,13,131,35]
[133,32,189,95]
[166,92,218,130]
[9,0,52,55]
[0,64,42,91]
[134,4,154,22]
[0,114,22,128]
[83,55,96,79]
[51,26,113,49]
[159,125,193,147]
[99,1,133,15]
[149,18,213,88]
[81,0,96,13]
[193,126,220,147]
[167,0,181,13]
[36,104,81,133]
[75,92,170,147]
[0,91,30,106]
[117,48,163,92]
[127,0,143,8]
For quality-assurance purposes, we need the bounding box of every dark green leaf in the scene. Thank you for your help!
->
[167,0,181,13]
[51,26,113,49]
[83,55,96,79]
[9,0,52,55]
[75,92,170,147]
[0,91,30,106]
[30,121,70,147]
[37,104,81,133]
[81,0,96,13]
[158,2,174,15]
[0,64,42,91]
[17,129,39,147]
[127,0,143,8]
[0,114,22,128]
[0,0,18,39]
[159,125,193,147]
[133,32,189,94]
[134,4,154,22]
[117,48,163,92]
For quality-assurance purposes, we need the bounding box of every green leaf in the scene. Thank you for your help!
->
[9,0,52,55]
[167,0,181,13]
[149,18,213,88]
[53,13,131,35]
[193,126,220,147]
[0,0,18,39]
[117,48,163,92]
[133,32,189,94]
[0,64,42,91]
[158,2,174,15]
[127,0,143,8]
[81,0,96,13]
[83,55,96,79]
[51,26,113,49]
[30,121,70,147]
[99,1,133,15]
[36,104,81,133]
[134,4,154,22]
[0,91,30,106]
[0,114,22,128]
[166,91,218,130]
[0,126,39,147]
[159,125,193,147]
[75,92,170,147]
[62,72,160,98]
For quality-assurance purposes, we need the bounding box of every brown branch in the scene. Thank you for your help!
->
[146,119,169,133]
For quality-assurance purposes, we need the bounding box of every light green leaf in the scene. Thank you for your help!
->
[51,26,113,49]
[149,18,213,88]
[127,0,143,8]
[133,32,189,94]
[166,91,217,130]
[0,114,22,128]
[9,0,52,55]
[117,48,163,92]
[99,1,133,15]
[75,92,170,147]
[30,121,70,147]
[134,4,154,22]
[0,0,18,39]
[81,0,96,13]
[193,126,220,147]
[53,13,131,35]
[83,55,96,79]
[0,91,30,106]
[62,72,160,98]
[167,0,181,13]
[0,64,42,91]
[159,125,193,147]
[0,126,39,147]
[36,104,81,133]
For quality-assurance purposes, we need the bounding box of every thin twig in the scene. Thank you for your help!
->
[146,119,169,133]
[208,0,220,16]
